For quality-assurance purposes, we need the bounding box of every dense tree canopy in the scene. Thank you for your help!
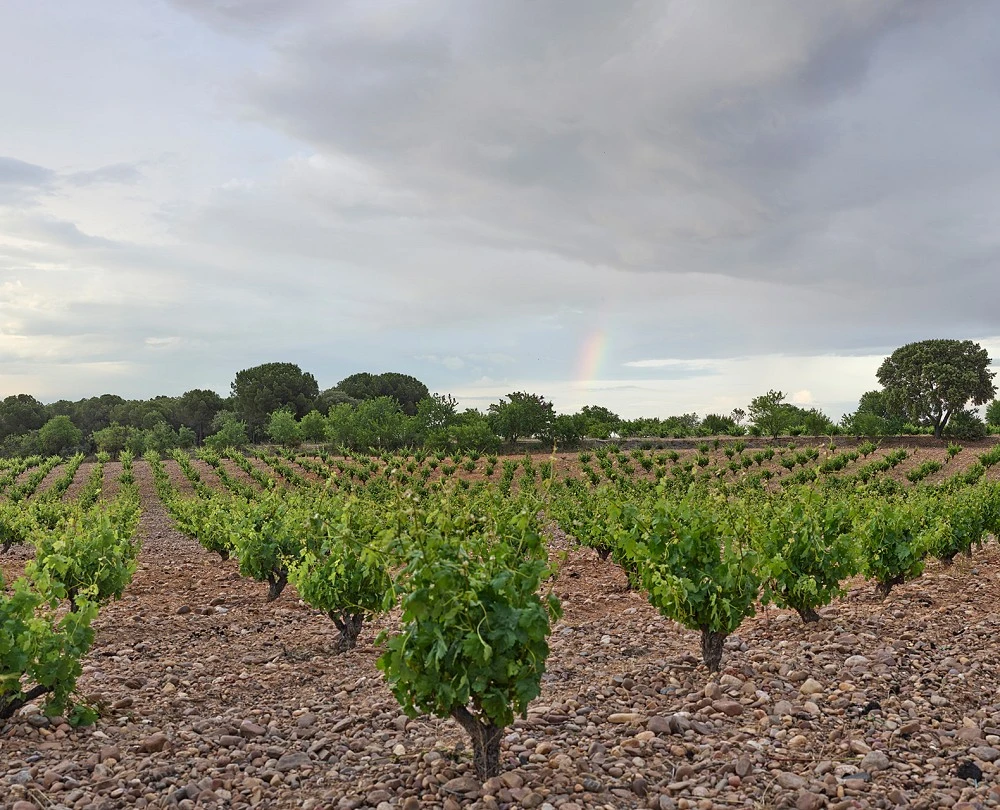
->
[177,389,226,442]
[38,415,83,456]
[987,400,1000,428]
[488,392,554,443]
[231,363,319,439]
[877,339,996,438]
[0,394,47,441]
[336,372,430,416]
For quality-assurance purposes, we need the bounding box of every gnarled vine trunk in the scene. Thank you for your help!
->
[266,571,288,601]
[875,575,903,601]
[0,684,49,721]
[700,629,727,673]
[330,611,364,651]
[451,706,503,780]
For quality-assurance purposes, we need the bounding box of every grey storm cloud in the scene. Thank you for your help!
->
[2,0,1000,412]
[162,0,1000,336]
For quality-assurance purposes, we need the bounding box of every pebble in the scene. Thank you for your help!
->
[138,732,169,753]
[799,678,823,695]
[860,751,890,772]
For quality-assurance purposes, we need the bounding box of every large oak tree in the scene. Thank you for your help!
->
[876,339,996,439]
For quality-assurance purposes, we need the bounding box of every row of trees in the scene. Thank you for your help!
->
[1,340,997,457]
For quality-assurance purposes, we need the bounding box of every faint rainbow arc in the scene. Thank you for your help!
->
[575,329,608,387]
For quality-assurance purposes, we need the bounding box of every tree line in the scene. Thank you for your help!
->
[1,340,997,457]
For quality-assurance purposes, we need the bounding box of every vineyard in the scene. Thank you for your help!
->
[3,440,1000,810]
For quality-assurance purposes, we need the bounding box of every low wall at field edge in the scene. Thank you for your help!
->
[510,434,1000,454]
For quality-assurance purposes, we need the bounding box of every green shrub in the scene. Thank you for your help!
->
[288,499,394,650]
[1,574,97,720]
[378,495,560,779]
[853,496,927,598]
[754,489,857,622]
[625,492,759,671]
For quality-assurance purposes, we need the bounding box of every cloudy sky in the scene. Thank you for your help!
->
[2,1,999,419]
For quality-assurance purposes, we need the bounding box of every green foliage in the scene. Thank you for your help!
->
[922,485,990,563]
[325,397,412,451]
[978,444,1000,468]
[853,496,927,598]
[944,409,988,441]
[176,389,226,443]
[204,412,250,451]
[0,394,47,442]
[857,441,878,457]
[1,573,97,720]
[38,416,83,456]
[488,392,555,443]
[539,413,586,448]
[625,490,760,672]
[337,372,430,416]
[267,409,302,447]
[231,362,319,439]
[906,459,943,483]
[877,339,996,439]
[27,507,140,607]
[378,493,560,779]
[297,410,326,443]
[576,405,622,439]
[986,400,1000,428]
[700,413,740,435]
[229,492,305,600]
[748,390,791,438]
[754,489,857,622]
[288,498,394,650]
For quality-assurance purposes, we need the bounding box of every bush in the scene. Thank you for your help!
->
[754,489,857,622]
[986,400,1000,428]
[205,412,250,451]
[39,416,83,456]
[626,492,760,671]
[27,508,140,607]
[288,499,394,650]
[378,493,560,779]
[944,410,988,441]
[1,574,97,720]
[229,493,305,600]
[853,496,927,598]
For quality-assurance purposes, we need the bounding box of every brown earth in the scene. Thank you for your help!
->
[1,458,1000,810]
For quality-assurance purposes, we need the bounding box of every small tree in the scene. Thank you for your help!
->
[748,390,791,439]
[488,392,554,443]
[986,400,1000,428]
[204,412,249,451]
[877,339,996,439]
[299,410,327,442]
[38,416,83,456]
[92,423,129,456]
[267,409,302,447]
[379,494,561,779]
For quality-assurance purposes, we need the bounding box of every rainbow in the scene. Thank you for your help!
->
[575,329,608,387]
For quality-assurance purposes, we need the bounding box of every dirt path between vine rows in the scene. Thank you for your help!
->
[2,461,1000,810]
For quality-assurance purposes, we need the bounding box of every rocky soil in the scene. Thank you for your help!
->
[2,461,1000,810]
